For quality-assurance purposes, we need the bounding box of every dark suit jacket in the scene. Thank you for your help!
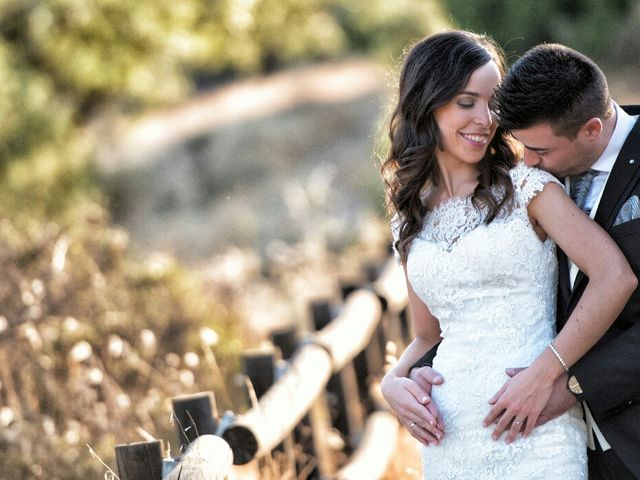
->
[412,105,640,475]
[557,105,640,476]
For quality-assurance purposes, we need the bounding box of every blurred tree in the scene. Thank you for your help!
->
[328,0,447,61]
[0,0,208,177]
[442,0,636,63]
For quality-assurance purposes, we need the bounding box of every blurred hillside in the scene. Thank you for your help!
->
[99,60,389,262]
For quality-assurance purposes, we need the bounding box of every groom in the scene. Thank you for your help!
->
[388,44,640,479]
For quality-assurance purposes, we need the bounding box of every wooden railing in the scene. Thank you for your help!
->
[113,256,411,479]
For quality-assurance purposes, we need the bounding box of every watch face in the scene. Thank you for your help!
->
[568,376,583,395]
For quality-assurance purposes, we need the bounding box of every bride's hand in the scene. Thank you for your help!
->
[482,366,555,444]
[381,369,445,445]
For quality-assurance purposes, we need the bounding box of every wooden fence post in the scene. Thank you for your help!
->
[172,392,219,453]
[272,323,336,477]
[311,299,365,452]
[271,325,298,361]
[115,440,163,480]
[242,346,297,476]
[164,435,233,480]
[269,326,300,475]
[242,349,275,400]
[222,290,382,469]
[345,289,385,414]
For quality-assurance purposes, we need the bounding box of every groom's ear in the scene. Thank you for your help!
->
[580,117,603,139]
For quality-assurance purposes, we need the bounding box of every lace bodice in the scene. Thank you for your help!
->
[421,163,558,251]
[392,163,587,479]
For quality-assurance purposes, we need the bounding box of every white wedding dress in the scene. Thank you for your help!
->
[394,163,587,479]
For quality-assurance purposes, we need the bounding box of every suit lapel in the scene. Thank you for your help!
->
[593,117,640,230]
[569,109,640,307]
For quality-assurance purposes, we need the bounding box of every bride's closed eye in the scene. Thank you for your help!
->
[457,100,475,109]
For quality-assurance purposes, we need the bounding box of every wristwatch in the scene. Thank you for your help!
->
[567,375,583,395]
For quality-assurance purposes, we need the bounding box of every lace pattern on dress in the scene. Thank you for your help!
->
[421,189,508,252]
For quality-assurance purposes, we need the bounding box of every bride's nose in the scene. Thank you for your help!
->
[474,103,493,127]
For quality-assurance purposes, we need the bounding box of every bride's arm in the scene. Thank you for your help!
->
[381,267,445,444]
[386,266,442,378]
[483,181,637,443]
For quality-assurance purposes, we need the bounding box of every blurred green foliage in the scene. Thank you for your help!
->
[0,0,447,190]
[443,0,639,63]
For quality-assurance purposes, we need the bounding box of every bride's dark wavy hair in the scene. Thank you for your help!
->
[381,30,518,263]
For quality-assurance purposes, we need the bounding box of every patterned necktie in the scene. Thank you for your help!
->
[570,169,599,214]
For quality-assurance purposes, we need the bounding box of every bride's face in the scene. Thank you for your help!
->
[433,60,501,168]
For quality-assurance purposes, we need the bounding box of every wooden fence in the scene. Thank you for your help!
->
[113,255,411,479]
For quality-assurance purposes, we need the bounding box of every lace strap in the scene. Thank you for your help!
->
[510,163,562,207]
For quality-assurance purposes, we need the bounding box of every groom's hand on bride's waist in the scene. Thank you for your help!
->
[494,368,577,427]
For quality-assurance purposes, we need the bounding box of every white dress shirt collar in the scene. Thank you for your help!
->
[591,102,638,174]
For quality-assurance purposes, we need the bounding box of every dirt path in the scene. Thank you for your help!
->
[99,59,389,171]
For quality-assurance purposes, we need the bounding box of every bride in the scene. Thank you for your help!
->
[379,30,636,478]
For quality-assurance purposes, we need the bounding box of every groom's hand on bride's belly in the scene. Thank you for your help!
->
[533,372,577,426]
[487,368,576,429]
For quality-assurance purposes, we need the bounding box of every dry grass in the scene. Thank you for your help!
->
[0,199,393,478]
[382,428,423,480]
[228,429,423,480]
[0,206,243,479]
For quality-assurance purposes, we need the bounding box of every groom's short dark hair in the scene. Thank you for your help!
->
[495,43,610,138]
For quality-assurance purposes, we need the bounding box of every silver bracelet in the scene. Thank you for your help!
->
[548,343,569,372]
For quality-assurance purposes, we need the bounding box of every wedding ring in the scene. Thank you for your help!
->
[410,421,416,429]
[513,419,523,426]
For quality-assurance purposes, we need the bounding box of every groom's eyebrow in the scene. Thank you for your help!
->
[522,144,548,152]
[511,135,549,153]
[524,145,550,153]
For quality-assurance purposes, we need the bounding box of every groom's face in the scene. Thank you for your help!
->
[511,123,595,178]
